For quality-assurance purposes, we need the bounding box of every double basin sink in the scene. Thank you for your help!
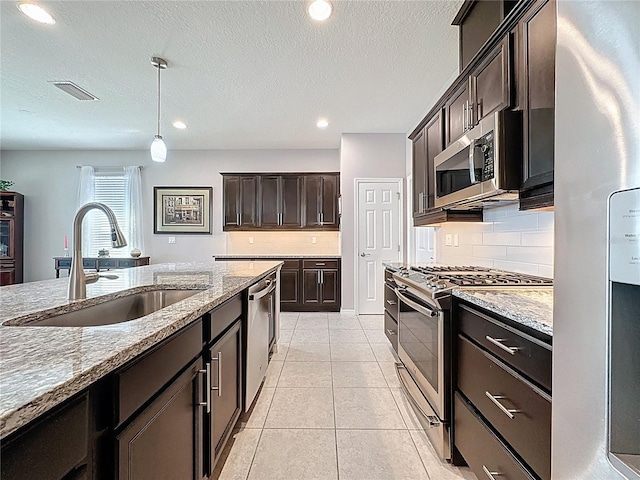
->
[4,289,203,327]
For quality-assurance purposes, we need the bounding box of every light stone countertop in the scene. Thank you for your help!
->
[214,254,341,259]
[453,287,553,337]
[0,260,281,439]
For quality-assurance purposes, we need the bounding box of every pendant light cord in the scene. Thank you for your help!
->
[156,62,161,137]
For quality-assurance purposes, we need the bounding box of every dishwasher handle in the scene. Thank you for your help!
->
[249,279,276,300]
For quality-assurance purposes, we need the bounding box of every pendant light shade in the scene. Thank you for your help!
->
[150,57,168,163]
[150,135,167,162]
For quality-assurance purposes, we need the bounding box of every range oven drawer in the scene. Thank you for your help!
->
[458,303,552,392]
[384,283,399,320]
[455,392,535,480]
[458,334,551,480]
[384,311,398,352]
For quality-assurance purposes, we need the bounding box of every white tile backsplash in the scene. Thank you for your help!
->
[436,203,554,278]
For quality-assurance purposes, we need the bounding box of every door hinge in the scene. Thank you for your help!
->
[397,192,401,200]
[398,245,401,252]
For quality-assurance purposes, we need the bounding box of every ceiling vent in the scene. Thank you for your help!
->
[49,81,99,101]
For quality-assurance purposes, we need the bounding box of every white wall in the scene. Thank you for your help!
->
[339,133,407,311]
[0,149,339,282]
[435,203,554,278]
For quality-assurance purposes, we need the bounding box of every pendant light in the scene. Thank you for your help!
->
[150,57,167,163]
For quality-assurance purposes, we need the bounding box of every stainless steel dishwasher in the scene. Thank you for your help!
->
[245,273,276,410]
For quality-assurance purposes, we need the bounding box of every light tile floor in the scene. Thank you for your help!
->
[216,312,477,480]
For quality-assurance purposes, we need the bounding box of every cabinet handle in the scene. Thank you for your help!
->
[485,391,519,419]
[317,270,321,284]
[198,364,211,413]
[386,328,396,336]
[462,103,467,132]
[317,212,321,225]
[386,299,397,305]
[468,102,474,130]
[316,263,326,266]
[211,352,222,397]
[482,465,501,480]
[485,335,519,355]
[237,213,241,226]
[320,270,324,284]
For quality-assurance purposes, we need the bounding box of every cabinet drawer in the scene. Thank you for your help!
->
[458,335,551,480]
[282,259,300,269]
[455,393,534,480]
[384,283,399,320]
[82,259,96,269]
[302,259,339,269]
[384,311,398,353]
[1,393,88,480]
[57,259,72,269]
[115,319,203,426]
[98,258,118,268]
[205,293,242,343]
[118,259,137,268]
[458,303,551,391]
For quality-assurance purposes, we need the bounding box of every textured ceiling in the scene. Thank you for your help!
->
[0,0,462,150]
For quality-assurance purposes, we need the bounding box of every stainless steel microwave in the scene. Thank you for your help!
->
[434,110,522,208]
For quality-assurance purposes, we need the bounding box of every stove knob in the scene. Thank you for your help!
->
[435,281,448,290]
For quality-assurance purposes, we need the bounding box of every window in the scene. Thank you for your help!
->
[85,172,130,257]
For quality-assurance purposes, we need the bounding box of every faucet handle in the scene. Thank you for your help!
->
[85,272,119,284]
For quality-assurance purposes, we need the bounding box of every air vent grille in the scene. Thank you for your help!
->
[50,81,99,101]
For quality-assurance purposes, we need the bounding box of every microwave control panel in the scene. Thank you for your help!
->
[474,132,495,181]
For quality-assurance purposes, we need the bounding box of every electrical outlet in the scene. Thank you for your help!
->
[312,236,317,244]
[249,237,254,244]
[453,234,459,247]
[445,234,452,246]
[168,237,176,244]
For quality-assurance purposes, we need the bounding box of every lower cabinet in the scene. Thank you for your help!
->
[302,259,340,311]
[116,358,205,480]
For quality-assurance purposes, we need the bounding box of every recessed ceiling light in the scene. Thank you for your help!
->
[17,2,56,25]
[308,0,332,22]
[173,121,187,130]
[316,118,329,129]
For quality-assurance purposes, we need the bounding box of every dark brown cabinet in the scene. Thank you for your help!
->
[304,174,340,229]
[0,191,24,285]
[518,0,556,209]
[223,173,339,231]
[224,175,258,230]
[413,111,444,218]
[302,259,340,311]
[280,259,301,306]
[445,81,471,146]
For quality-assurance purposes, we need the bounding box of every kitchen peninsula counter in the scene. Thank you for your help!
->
[214,254,341,259]
[0,260,282,439]
[453,287,553,337]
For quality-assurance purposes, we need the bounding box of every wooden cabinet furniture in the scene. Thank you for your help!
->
[0,191,24,285]
[53,256,150,278]
[518,0,556,210]
[302,259,340,310]
[454,301,552,480]
[383,268,399,352]
[412,111,444,217]
[280,259,301,307]
[222,172,340,231]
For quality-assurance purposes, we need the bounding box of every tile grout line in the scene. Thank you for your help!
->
[329,332,341,480]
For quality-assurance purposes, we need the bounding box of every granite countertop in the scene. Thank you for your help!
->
[0,260,281,439]
[453,287,553,337]
[214,254,341,259]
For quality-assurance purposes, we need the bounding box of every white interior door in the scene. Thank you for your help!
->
[356,180,401,314]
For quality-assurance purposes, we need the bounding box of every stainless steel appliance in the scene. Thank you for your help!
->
[554,2,639,479]
[434,110,522,208]
[393,265,552,461]
[245,274,276,411]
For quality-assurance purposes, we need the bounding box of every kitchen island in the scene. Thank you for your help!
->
[0,260,282,440]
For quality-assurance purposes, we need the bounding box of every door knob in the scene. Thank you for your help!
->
[360,253,371,257]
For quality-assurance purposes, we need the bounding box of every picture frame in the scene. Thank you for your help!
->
[153,186,212,234]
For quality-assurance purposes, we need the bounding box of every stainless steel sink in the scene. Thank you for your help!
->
[13,289,204,327]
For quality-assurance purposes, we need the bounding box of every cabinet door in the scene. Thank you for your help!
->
[240,176,258,228]
[0,268,15,286]
[259,175,280,228]
[320,269,340,306]
[303,176,322,227]
[117,358,204,480]
[280,268,300,305]
[281,175,303,227]
[445,80,471,146]
[412,128,427,216]
[472,36,512,123]
[424,111,444,210]
[320,175,339,228]
[223,176,240,229]
[302,269,321,305]
[520,0,556,195]
[210,321,242,466]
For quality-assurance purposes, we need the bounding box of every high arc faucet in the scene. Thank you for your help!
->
[68,202,127,300]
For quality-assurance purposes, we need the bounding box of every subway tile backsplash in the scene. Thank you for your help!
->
[436,203,554,278]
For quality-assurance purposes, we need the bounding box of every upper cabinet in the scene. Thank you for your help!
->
[518,0,556,210]
[413,111,444,217]
[223,173,339,231]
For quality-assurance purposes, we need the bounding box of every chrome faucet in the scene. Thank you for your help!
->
[68,202,127,300]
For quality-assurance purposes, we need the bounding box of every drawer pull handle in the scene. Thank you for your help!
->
[386,299,397,305]
[316,263,326,266]
[211,352,222,397]
[485,335,519,355]
[482,465,501,479]
[198,364,211,413]
[485,391,519,419]
[386,328,397,336]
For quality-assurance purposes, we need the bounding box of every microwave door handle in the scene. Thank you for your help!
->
[469,141,478,184]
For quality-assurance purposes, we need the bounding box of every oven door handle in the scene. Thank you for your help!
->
[395,288,438,317]
[395,363,441,428]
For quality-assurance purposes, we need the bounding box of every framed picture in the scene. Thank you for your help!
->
[154,186,212,234]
